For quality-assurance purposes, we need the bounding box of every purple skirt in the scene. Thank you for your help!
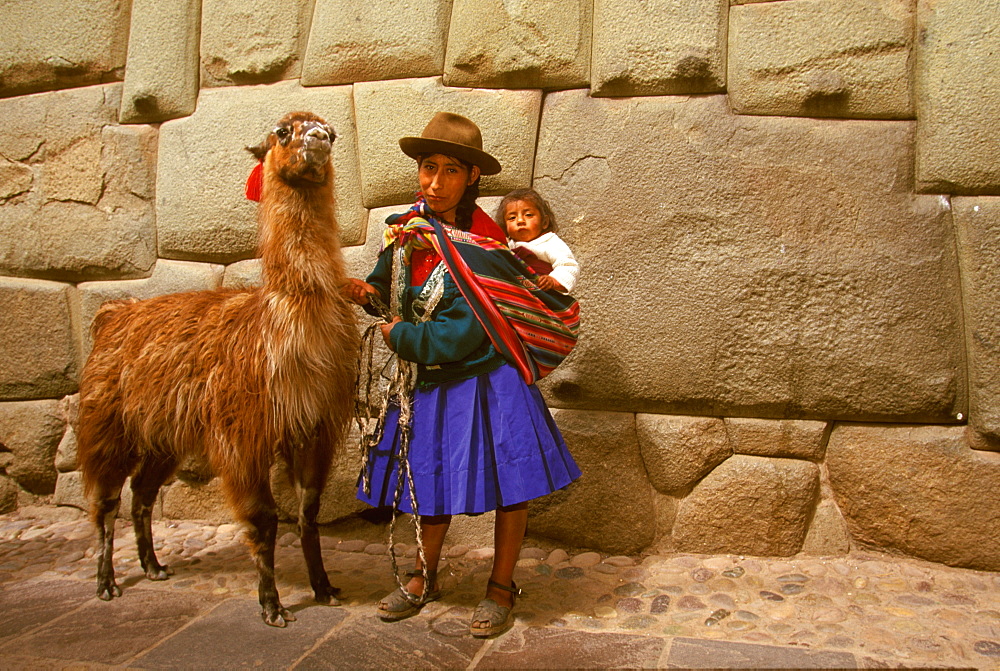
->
[357,363,581,515]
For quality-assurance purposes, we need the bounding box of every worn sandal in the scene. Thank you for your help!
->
[376,569,441,622]
[470,580,522,637]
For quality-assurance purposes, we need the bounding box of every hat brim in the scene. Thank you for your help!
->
[399,137,502,176]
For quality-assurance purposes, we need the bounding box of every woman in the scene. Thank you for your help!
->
[344,112,580,637]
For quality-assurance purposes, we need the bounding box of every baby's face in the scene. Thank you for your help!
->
[505,200,546,243]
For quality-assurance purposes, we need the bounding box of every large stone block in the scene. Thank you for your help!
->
[726,417,828,460]
[0,400,64,495]
[534,91,966,423]
[0,278,78,401]
[728,0,914,119]
[77,259,225,359]
[0,0,130,98]
[591,0,727,97]
[156,80,365,262]
[199,0,309,87]
[827,423,1000,571]
[119,0,201,123]
[0,85,158,282]
[915,0,1000,194]
[354,77,541,208]
[953,197,1000,439]
[529,410,656,555]
[161,478,231,524]
[301,0,452,86]
[635,414,731,494]
[672,455,819,556]
[443,0,591,90]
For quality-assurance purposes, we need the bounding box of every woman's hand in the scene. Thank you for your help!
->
[380,317,403,349]
[536,274,566,293]
[343,278,376,305]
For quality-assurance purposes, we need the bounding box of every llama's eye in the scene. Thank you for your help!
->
[275,127,289,138]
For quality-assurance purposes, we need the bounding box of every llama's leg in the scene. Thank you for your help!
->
[92,483,125,600]
[130,455,177,581]
[237,480,293,627]
[292,436,339,604]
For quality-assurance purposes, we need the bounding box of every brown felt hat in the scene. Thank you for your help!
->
[399,112,502,175]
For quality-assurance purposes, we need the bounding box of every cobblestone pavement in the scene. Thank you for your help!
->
[1,508,999,669]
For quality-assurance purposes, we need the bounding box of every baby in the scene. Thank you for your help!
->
[495,188,579,294]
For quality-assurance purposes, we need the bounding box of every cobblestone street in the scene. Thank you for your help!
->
[1,508,998,669]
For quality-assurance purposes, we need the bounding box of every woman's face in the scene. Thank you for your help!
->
[504,199,546,243]
[419,154,480,222]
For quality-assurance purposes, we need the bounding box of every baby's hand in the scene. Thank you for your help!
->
[536,275,567,293]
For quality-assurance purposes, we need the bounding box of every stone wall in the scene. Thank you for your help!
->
[1,0,999,572]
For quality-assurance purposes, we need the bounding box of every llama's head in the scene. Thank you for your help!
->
[247,112,335,186]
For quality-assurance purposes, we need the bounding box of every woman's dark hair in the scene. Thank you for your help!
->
[494,188,557,235]
[417,154,481,231]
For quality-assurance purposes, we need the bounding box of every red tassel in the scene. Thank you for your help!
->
[245,162,263,202]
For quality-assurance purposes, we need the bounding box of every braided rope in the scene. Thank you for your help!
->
[354,245,447,605]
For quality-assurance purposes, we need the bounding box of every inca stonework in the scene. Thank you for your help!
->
[1,0,998,572]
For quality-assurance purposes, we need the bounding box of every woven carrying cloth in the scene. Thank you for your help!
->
[383,199,580,385]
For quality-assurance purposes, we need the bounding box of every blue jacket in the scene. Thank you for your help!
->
[364,245,505,387]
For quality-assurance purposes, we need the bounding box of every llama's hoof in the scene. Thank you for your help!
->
[145,565,173,581]
[314,585,342,606]
[262,606,296,627]
[97,583,122,600]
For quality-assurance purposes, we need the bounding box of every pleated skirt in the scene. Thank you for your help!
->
[356,363,581,516]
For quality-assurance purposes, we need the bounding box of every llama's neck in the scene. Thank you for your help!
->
[257,178,346,304]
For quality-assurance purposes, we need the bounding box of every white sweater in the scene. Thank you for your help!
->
[508,231,579,294]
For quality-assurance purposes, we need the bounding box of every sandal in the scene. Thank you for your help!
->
[470,579,522,638]
[376,569,441,622]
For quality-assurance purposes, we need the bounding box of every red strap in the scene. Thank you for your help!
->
[245,162,263,201]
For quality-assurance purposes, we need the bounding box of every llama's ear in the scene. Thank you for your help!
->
[246,141,269,162]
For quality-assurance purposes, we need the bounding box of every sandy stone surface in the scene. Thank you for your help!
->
[827,423,1000,572]
[0,0,129,98]
[119,0,200,123]
[301,0,451,87]
[443,0,591,90]
[728,0,914,119]
[591,0,727,97]
[915,0,1000,194]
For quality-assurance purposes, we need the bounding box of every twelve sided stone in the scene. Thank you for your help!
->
[156,80,365,262]
[119,0,201,123]
[0,0,130,98]
[0,277,78,401]
[301,0,451,87]
[827,423,1000,571]
[915,0,1000,194]
[444,0,591,90]
[953,197,1000,439]
[353,77,541,209]
[529,409,656,555]
[77,259,225,359]
[199,0,309,87]
[591,0,728,97]
[728,0,914,119]
[672,454,819,556]
[0,84,158,282]
[533,91,965,423]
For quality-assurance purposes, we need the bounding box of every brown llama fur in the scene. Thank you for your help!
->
[77,112,359,627]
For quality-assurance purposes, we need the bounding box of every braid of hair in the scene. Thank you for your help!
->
[455,177,481,231]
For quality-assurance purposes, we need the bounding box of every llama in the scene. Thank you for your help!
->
[77,111,359,627]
